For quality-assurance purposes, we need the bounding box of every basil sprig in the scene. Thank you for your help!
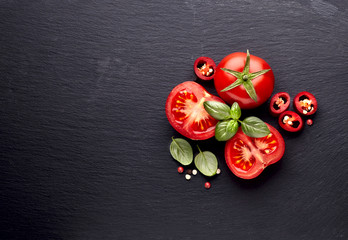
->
[204,101,270,141]
[170,137,193,165]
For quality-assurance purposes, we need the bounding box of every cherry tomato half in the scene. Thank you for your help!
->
[269,92,290,117]
[194,57,216,81]
[225,123,285,179]
[278,111,304,132]
[214,51,274,109]
[293,91,317,116]
[165,81,225,140]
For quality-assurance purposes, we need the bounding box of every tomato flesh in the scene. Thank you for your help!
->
[166,81,225,140]
[170,89,216,133]
[225,123,285,179]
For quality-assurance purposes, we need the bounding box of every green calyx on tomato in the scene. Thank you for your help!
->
[220,50,270,102]
[203,101,270,141]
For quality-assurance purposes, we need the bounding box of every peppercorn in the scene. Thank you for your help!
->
[306,119,313,126]
[177,166,184,173]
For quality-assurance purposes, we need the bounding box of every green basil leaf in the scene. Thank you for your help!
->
[215,120,239,141]
[170,137,193,165]
[230,102,241,120]
[203,101,231,120]
[241,117,270,138]
[243,80,258,102]
[194,147,218,177]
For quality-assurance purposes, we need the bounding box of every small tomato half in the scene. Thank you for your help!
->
[225,123,285,179]
[165,81,225,140]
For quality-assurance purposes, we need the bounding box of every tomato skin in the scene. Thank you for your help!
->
[293,91,317,116]
[278,111,303,132]
[165,81,225,140]
[194,57,216,81]
[269,92,290,117]
[214,52,274,109]
[225,123,285,179]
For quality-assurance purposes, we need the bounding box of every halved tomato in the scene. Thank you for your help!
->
[225,123,285,179]
[165,81,225,140]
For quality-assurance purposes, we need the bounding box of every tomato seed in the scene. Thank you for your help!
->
[177,166,184,174]
[306,119,313,126]
[204,182,211,189]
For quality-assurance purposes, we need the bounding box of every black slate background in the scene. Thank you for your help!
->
[0,1,347,239]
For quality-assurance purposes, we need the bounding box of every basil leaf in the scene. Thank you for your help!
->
[241,117,270,138]
[203,101,231,120]
[215,120,238,141]
[230,102,241,120]
[170,137,193,165]
[194,147,218,177]
[243,80,258,102]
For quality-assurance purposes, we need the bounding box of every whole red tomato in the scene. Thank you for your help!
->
[225,123,285,179]
[165,81,225,140]
[214,50,274,109]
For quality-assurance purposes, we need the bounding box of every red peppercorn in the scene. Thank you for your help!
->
[177,166,184,173]
[306,119,313,126]
[204,182,211,189]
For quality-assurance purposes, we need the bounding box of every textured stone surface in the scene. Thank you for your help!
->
[0,1,347,239]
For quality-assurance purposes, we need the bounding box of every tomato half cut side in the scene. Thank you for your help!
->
[225,123,285,179]
[165,81,225,140]
[269,92,290,117]
[194,57,216,81]
[293,91,317,116]
[278,111,303,132]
